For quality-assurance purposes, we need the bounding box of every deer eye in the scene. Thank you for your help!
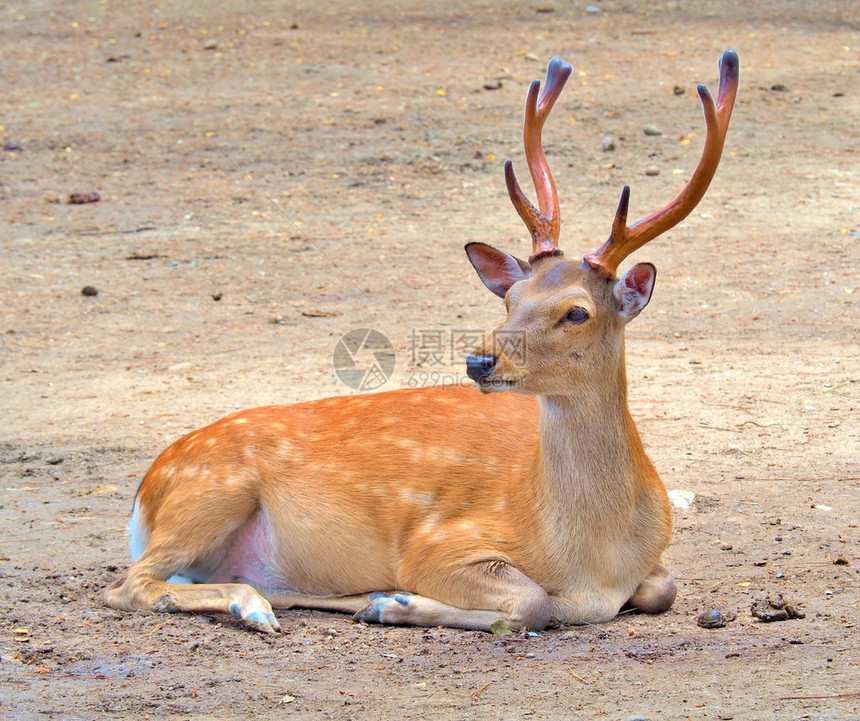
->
[565,307,590,324]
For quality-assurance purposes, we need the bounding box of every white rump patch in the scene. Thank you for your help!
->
[128,497,148,561]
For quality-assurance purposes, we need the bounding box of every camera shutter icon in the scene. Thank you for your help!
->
[333,328,396,391]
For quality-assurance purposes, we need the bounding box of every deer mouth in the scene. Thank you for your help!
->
[476,378,517,394]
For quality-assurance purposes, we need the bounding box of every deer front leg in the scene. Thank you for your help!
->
[628,564,677,614]
[353,558,553,632]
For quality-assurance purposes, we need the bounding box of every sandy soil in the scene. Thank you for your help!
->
[1,0,858,718]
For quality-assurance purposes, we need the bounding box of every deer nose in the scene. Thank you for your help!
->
[466,354,498,382]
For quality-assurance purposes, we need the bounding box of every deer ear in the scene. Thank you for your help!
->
[465,242,531,299]
[614,263,656,322]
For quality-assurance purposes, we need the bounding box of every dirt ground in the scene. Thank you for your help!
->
[1,0,858,718]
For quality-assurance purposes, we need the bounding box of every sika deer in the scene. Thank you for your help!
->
[105,51,739,633]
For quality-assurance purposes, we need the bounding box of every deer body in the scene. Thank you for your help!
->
[105,51,738,633]
[115,380,670,632]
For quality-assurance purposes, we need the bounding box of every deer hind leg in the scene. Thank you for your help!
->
[105,569,281,634]
[628,564,677,614]
[353,557,553,632]
[104,494,282,634]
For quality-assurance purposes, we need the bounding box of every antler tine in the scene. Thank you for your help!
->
[505,57,574,263]
[584,49,740,277]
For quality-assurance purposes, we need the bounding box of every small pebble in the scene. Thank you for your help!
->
[644,166,660,176]
[81,285,98,297]
[697,608,727,629]
[4,141,23,151]
[211,291,223,301]
[68,191,100,204]
[720,542,733,551]
[643,124,662,136]
[203,39,218,50]
[668,489,695,509]
[586,4,601,13]
[625,716,647,721]
[601,135,615,152]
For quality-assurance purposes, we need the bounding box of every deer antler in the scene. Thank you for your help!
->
[584,49,740,277]
[506,57,574,264]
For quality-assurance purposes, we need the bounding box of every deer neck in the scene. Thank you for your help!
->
[535,362,641,513]
[528,361,656,592]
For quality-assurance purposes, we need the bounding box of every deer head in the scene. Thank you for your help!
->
[466,51,739,396]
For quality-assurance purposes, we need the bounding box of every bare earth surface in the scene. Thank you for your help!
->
[1,1,858,718]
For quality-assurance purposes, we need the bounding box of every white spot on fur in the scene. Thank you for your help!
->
[399,489,436,507]
[419,514,440,536]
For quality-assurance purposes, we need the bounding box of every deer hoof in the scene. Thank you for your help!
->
[229,602,281,634]
[354,592,414,624]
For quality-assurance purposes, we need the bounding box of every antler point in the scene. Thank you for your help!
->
[720,49,740,76]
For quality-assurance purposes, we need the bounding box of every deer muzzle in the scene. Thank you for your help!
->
[466,354,498,383]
